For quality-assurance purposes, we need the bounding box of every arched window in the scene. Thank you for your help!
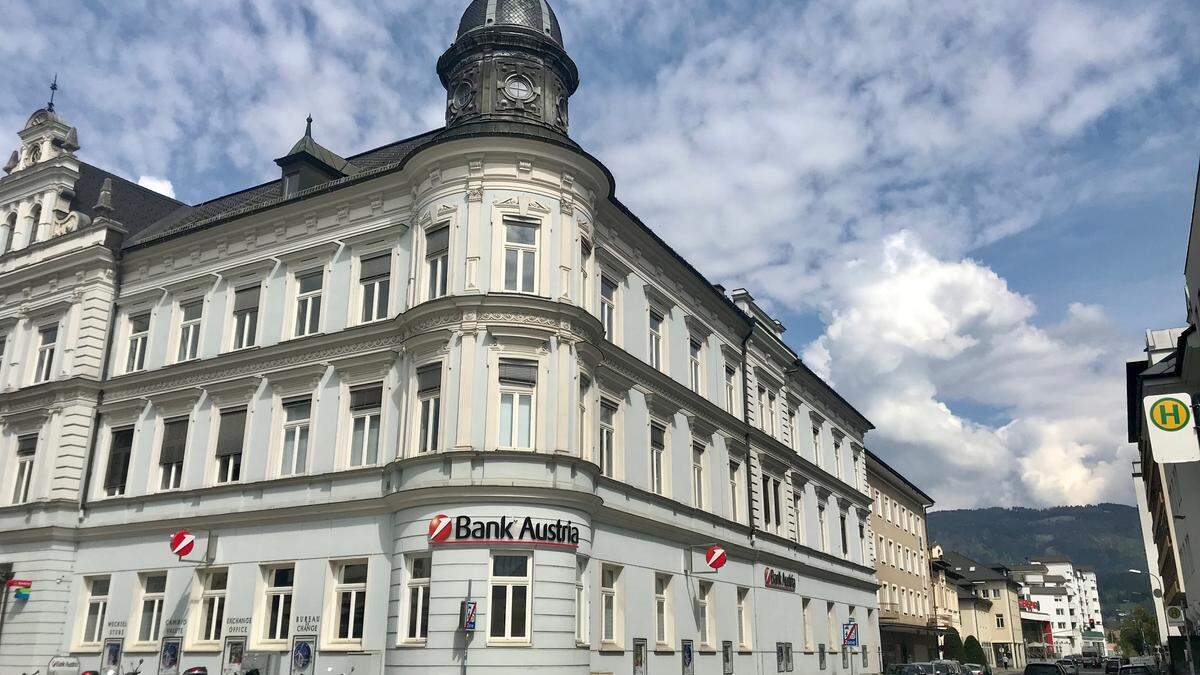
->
[28,203,42,243]
[2,211,15,254]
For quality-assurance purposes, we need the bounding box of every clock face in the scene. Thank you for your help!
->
[452,82,473,110]
[503,75,534,102]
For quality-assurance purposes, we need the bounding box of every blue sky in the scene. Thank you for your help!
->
[4,0,1198,508]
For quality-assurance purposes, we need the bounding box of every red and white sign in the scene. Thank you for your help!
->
[428,514,453,543]
[5,579,32,588]
[170,530,196,557]
[705,546,728,570]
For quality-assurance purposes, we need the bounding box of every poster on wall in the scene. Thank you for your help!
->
[289,635,317,675]
[158,637,182,675]
[222,636,247,675]
[633,638,648,675]
[101,638,123,671]
[776,643,786,672]
[785,643,794,672]
[722,640,734,675]
[681,639,694,675]
[842,648,849,669]
[818,644,826,670]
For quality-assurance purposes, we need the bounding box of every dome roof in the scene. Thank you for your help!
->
[456,0,563,47]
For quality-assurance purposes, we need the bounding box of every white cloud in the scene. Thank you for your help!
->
[136,176,176,199]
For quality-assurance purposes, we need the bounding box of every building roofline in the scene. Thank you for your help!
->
[865,448,934,505]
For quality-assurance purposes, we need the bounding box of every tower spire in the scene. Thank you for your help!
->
[305,114,313,138]
[47,74,58,112]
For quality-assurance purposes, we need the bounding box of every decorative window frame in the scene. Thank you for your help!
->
[216,259,276,353]
[322,558,370,650]
[26,300,71,385]
[200,377,261,485]
[489,195,551,297]
[144,389,203,494]
[343,225,405,327]
[160,277,213,366]
[93,399,153,499]
[278,244,339,341]
[251,562,296,650]
[263,365,326,478]
[485,339,547,452]
[331,352,395,469]
[416,212,455,304]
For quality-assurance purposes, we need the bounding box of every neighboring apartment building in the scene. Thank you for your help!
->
[932,549,1027,670]
[1009,563,1071,660]
[1012,556,1107,658]
[0,2,886,674]
[1128,322,1200,671]
[929,555,964,655]
[866,451,937,665]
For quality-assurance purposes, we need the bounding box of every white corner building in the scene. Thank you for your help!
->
[0,2,884,673]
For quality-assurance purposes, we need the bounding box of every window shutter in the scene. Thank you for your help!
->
[498,360,537,386]
[16,435,37,456]
[234,287,260,312]
[417,365,441,394]
[104,429,134,489]
[360,254,391,281]
[426,227,449,256]
[216,409,247,457]
[350,385,383,411]
[160,419,189,464]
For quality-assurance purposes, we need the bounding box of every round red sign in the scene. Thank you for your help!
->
[170,530,196,557]
[428,514,453,543]
[706,545,728,570]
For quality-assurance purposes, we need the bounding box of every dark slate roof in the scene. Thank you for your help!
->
[1008,563,1049,573]
[280,134,359,176]
[457,0,563,46]
[124,128,442,249]
[1031,555,1073,564]
[75,162,185,237]
[940,550,1010,582]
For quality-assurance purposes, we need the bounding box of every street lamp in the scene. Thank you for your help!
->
[1128,569,1164,599]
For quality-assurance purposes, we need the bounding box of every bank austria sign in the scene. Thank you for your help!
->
[764,566,797,592]
[428,514,580,548]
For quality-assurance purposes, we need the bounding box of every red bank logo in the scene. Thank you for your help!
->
[706,545,728,570]
[170,529,196,557]
[428,514,453,543]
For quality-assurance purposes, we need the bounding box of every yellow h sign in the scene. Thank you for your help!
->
[1150,397,1191,432]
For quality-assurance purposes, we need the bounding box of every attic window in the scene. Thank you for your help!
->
[284,172,300,197]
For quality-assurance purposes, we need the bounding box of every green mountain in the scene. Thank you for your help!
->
[926,503,1151,622]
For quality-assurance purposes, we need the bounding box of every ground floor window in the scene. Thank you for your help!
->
[332,561,368,643]
[601,564,622,646]
[405,556,431,642]
[489,553,531,643]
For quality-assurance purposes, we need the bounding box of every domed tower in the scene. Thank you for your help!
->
[437,0,579,136]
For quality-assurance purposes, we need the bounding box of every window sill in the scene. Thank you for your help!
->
[126,643,159,653]
[598,642,625,653]
[186,643,222,653]
[698,646,717,654]
[320,643,366,652]
[654,644,674,654]
[575,641,590,649]
[396,640,427,649]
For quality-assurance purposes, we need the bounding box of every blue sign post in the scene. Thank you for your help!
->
[842,621,859,647]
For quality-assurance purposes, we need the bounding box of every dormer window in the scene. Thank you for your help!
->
[284,172,299,197]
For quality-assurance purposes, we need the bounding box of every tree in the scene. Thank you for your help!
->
[1117,606,1159,656]
[944,629,965,661]
[964,635,988,665]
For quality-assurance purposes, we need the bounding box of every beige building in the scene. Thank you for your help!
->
[934,548,1027,669]
[867,451,937,666]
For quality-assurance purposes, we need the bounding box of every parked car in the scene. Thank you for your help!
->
[1118,667,1154,675]
[1105,659,1122,674]
[1023,663,1067,675]
[963,663,990,675]
[931,661,966,675]
[1057,659,1081,675]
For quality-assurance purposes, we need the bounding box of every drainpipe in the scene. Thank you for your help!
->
[740,321,755,535]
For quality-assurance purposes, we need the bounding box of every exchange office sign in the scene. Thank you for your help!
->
[1143,393,1200,463]
[764,567,797,592]
[428,514,580,548]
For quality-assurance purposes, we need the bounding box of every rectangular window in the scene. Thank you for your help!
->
[417,365,441,454]
[215,408,245,484]
[692,443,706,509]
[650,422,667,495]
[498,360,536,449]
[833,438,843,480]
[284,172,299,197]
[767,392,777,436]
[359,253,391,323]
[578,375,590,457]
[794,492,805,545]
[349,384,382,467]
[648,310,664,371]
[159,418,188,491]
[761,474,782,533]
[698,581,714,648]
[840,514,849,556]
[729,461,741,523]
[35,324,57,382]
[689,339,703,393]
[601,564,621,645]
[103,428,134,497]
[82,577,110,645]
[811,425,822,464]
[263,566,294,643]
[488,553,531,642]
[803,597,814,650]
[996,614,1005,628]
[600,276,618,340]
[599,399,617,478]
[818,506,828,552]
[575,558,588,645]
[725,367,737,413]
[198,570,227,644]
[580,241,592,309]
[294,271,323,337]
[178,301,203,362]
[736,587,750,649]
[503,219,538,293]
[426,226,450,300]
[280,398,311,476]
[333,562,367,642]
[406,556,431,642]
[127,314,150,372]
[12,435,35,504]
[654,573,672,646]
[232,286,260,350]
[137,573,167,643]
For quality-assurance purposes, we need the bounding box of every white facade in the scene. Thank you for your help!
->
[1023,559,1107,656]
[0,2,886,674]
